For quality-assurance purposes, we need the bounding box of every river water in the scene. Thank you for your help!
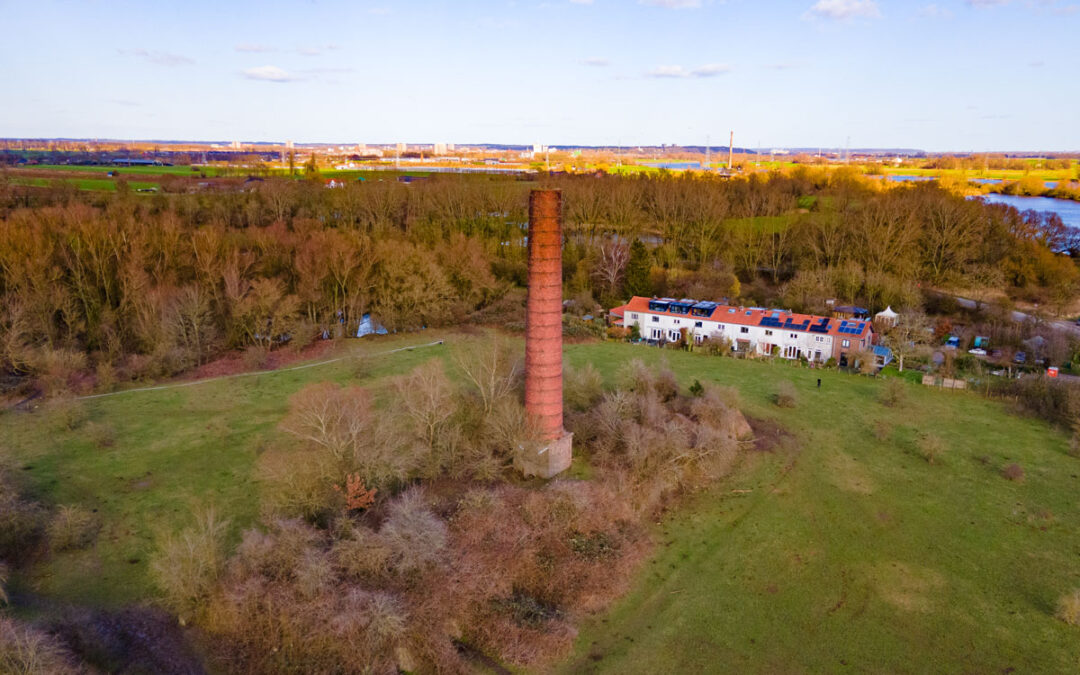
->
[976,193,1080,229]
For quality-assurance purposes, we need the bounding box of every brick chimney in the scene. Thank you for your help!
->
[517,189,572,478]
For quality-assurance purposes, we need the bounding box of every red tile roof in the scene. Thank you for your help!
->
[616,296,872,339]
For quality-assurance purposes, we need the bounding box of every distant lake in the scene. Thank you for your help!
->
[643,161,702,170]
[976,193,1080,229]
[888,175,1057,188]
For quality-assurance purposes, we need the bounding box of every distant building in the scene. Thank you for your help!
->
[612,296,876,366]
[433,142,448,155]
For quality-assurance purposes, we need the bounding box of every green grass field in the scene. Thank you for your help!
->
[9,176,161,192]
[561,343,1080,674]
[3,335,1079,672]
[882,166,1072,181]
[25,164,213,176]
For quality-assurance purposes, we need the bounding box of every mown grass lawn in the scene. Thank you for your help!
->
[562,342,1080,674]
[4,336,1080,673]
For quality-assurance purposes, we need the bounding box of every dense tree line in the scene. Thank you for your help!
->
[1,168,1076,390]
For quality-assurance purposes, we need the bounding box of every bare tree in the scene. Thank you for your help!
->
[593,241,630,297]
[882,311,933,372]
[452,337,522,416]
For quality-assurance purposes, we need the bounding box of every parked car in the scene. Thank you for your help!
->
[968,348,987,356]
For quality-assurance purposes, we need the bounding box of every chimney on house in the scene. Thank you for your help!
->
[517,188,572,478]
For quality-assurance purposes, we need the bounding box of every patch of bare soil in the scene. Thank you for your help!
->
[50,605,207,674]
[746,416,797,454]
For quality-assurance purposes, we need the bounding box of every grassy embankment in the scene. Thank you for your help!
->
[3,336,1079,672]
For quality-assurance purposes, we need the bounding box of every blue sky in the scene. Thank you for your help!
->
[1,0,1077,151]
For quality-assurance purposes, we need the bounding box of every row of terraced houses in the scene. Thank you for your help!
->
[610,296,887,367]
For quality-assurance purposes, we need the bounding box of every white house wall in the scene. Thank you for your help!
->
[624,311,835,362]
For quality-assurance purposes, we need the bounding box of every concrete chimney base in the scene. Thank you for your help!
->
[515,432,573,479]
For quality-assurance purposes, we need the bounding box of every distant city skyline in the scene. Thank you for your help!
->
[2,0,1078,151]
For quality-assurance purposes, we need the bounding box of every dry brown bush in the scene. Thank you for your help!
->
[380,489,448,577]
[774,381,798,408]
[568,371,746,514]
[879,378,907,407]
[0,617,81,675]
[563,362,605,412]
[1057,589,1080,626]
[0,562,8,606]
[1002,463,1025,481]
[149,508,229,622]
[48,505,100,552]
[917,433,946,465]
[448,481,647,667]
[281,382,422,489]
[255,445,339,522]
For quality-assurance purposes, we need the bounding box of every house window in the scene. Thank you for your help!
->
[842,339,850,348]
[674,319,680,324]
[695,321,702,328]
[740,327,749,334]
[790,333,797,339]
[651,329,661,339]
[765,329,773,336]
[652,316,659,323]
[670,331,681,341]
[629,313,638,320]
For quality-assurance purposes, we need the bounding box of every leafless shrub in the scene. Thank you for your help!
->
[917,433,946,465]
[0,617,80,675]
[43,398,89,432]
[449,481,647,667]
[394,359,456,455]
[331,525,392,582]
[879,378,907,407]
[1002,463,1025,481]
[31,347,88,397]
[280,382,421,488]
[149,508,229,621]
[563,362,605,412]
[452,336,522,416]
[774,381,798,408]
[616,359,678,401]
[48,505,100,552]
[1056,589,1080,626]
[569,365,747,514]
[255,446,339,522]
[0,562,8,606]
[233,519,325,582]
[380,490,448,577]
[873,419,893,442]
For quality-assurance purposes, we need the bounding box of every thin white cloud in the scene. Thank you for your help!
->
[646,63,731,78]
[235,43,276,53]
[581,57,610,66]
[691,63,732,77]
[120,49,194,66]
[647,65,689,78]
[919,3,953,17]
[570,0,594,4]
[242,65,300,82]
[805,0,881,20]
[639,0,702,8]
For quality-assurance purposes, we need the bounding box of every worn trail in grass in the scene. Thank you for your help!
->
[562,343,1080,674]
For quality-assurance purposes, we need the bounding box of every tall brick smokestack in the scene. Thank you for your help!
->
[518,189,572,478]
